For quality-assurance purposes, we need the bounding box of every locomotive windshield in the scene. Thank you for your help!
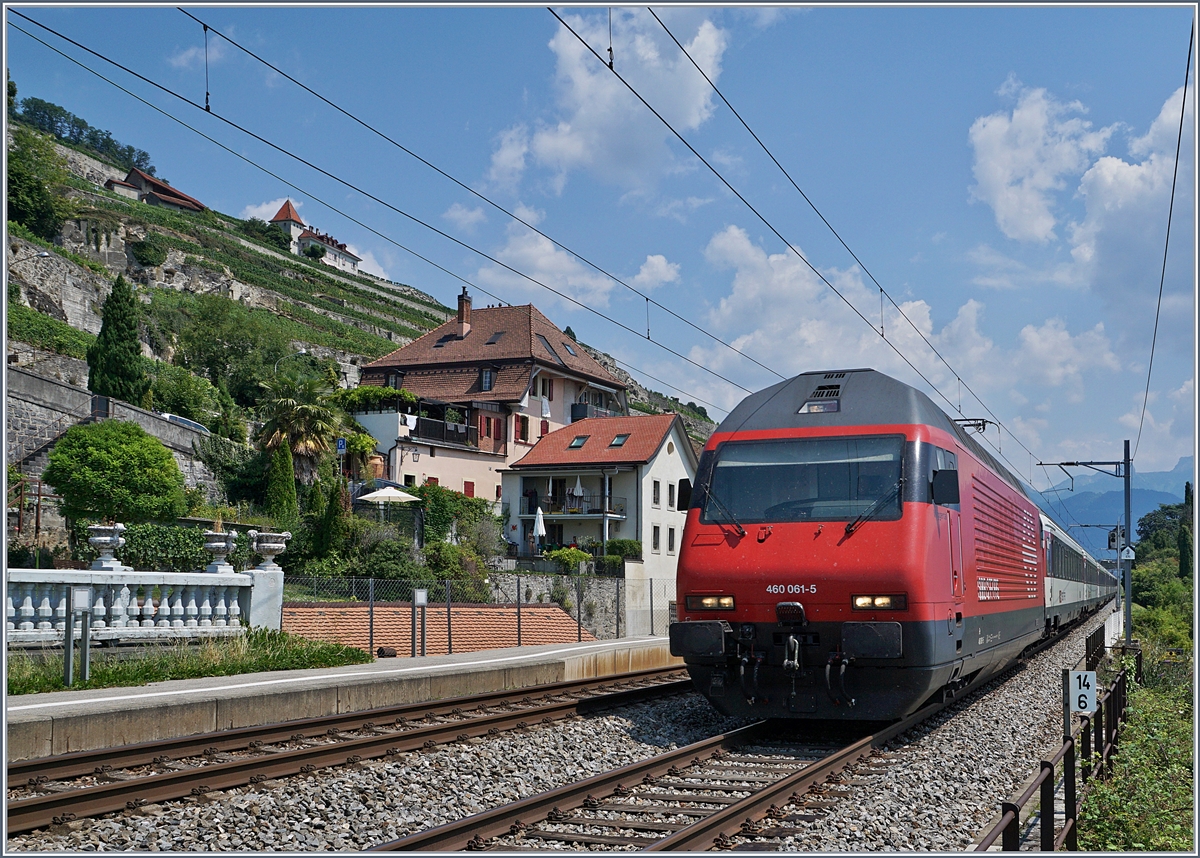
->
[699,435,904,525]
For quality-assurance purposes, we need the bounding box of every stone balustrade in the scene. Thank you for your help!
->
[4,527,289,648]
[5,570,255,645]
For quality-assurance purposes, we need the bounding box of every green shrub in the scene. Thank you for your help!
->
[544,546,591,574]
[7,303,95,358]
[604,538,642,560]
[130,234,168,266]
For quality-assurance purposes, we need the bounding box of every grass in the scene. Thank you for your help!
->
[5,628,372,695]
[1076,640,1194,851]
[7,302,96,359]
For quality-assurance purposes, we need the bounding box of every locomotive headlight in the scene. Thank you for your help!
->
[852,594,907,610]
[686,595,735,611]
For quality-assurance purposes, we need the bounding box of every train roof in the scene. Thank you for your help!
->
[715,368,1031,500]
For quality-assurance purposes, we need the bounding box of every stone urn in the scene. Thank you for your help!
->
[203,530,238,574]
[248,530,291,572]
[88,523,131,572]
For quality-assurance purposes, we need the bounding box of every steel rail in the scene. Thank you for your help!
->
[8,666,685,784]
[7,675,692,834]
[376,641,1030,852]
[369,723,771,851]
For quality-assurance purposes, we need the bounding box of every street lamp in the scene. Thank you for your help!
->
[8,250,51,268]
[273,348,308,373]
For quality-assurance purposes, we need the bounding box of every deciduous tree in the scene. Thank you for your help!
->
[6,126,75,240]
[42,421,187,523]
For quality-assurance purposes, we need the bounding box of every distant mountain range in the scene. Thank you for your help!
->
[1033,456,1193,557]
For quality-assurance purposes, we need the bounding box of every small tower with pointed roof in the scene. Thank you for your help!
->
[270,199,306,253]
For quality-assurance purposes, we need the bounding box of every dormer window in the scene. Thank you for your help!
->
[481,368,495,391]
[569,435,589,449]
[609,433,630,447]
[486,331,505,345]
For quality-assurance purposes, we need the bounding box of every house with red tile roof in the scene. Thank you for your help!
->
[117,168,206,212]
[268,198,361,275]
[282,602,594,654]
[352,289,629,503]
[501,413,697,634]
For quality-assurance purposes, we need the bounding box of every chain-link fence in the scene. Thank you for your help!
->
[282,574,677,656]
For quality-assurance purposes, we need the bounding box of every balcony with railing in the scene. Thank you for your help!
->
[410,416,506,456]
[571,402,619,422]
[518,494,626,518]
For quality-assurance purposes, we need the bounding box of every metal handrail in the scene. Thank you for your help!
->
[974,656,1135,852]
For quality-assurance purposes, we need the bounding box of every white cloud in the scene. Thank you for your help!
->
[654,195,714,223]
[631,254,680,289]
[168,37,226,70]
[1067,86,1195,344]
[969,77,1115,242]
[345,245,388,280]
[487,125,530,191]
[491,10,727,194]
[443,203,486,232]
[1013,318,1119,399]
[240,197,299,222]
[966,243,1078,290]
[475,221,613,310]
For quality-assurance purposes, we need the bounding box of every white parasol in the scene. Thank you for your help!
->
[533,505,547,541]
[571,476,584,497]
[358,487,420,503]
[358,486,420,523]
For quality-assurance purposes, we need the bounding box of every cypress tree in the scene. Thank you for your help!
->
[87,275,149,404]
[264,438,300,531]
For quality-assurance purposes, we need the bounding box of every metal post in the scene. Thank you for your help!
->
[1081,716,1092,782]
[1062,668,1072,740]
[1001,802,1020,851]
[650,581,655,636]
[517,575,522,647]
[411,592,417,659]
[1040,760,1055,851]
[615,578,621,640]
[446,580,453,655]
[1123,440,1132,644]
[80,610,92,682]
[62,588,74,688]
[1064,736,1078,850]
[1095,697,1104,771]
[369,578,375,656]
[576,575,582,642]
[420,603,426,657]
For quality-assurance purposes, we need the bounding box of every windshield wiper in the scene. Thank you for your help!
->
[844,478,903,538]
[705,489,747,537]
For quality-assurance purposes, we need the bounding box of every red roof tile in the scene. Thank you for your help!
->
[511,413,682,469]
[364,303,623,391]
[390,364,533,404]
[270,199,305,225]
[125,168,206,211]
[282,603,595,654]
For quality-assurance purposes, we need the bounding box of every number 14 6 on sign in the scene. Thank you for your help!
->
[1069,670,1097,713]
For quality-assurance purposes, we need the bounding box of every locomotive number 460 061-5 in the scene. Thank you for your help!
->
[766,584,817,595]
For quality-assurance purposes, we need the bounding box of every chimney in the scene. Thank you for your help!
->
[457,287,472,338]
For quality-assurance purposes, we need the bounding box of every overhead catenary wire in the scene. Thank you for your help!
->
[1132,22,1194,462]
[550,7,1049,491]
[644,6,1065,492]
[11,11,754,398]
[174,7,785,384]
[11,22,729,427]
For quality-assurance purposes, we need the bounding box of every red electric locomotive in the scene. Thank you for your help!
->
[669,368,1117,721]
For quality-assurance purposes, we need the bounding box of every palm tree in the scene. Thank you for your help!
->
[256,373,342,484]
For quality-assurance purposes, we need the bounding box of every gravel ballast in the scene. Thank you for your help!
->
[6,610,1115,852]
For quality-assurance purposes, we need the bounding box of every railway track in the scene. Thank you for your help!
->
[371,681,977,851]
[6,667,690,835]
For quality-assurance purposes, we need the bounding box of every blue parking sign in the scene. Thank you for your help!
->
[336,437,346,454]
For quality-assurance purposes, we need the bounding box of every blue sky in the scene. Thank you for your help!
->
[5,4,1196,498]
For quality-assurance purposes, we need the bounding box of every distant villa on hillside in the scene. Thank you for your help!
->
[269,199,361,275]
[104,168,206,213]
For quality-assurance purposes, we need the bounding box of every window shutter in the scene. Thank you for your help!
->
[540,419,549,437]
[548,379,554,401]
[464,481,475,498]
[494,417,504,440]
[427,477,439,486]
[479,414,487,435]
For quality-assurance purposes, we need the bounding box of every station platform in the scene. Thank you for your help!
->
[4,637,680,763]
